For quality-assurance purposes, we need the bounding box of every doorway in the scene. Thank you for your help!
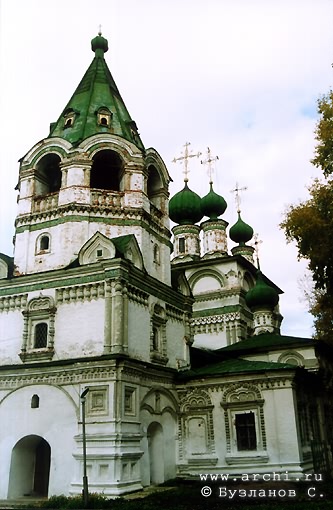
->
[147,422,164,485]
[8,435,51,498]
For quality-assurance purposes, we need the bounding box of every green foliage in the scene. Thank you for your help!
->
[36,493,113,508]
[312,91,333,176]
[281,89,333,341]
[281,179,333,341]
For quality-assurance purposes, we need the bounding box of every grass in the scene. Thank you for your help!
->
[23,480,333,509]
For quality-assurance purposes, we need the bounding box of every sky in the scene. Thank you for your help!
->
[1,0,333,338]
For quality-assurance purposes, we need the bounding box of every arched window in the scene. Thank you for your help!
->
[97,107,112,127]
[20,296,56,363]
[147,165,163,208]
[36,234,51,255]
[90,150,122,191]
[35,154,62,195]
[40,235,50,251]
[34,322,48,348]
[31,394,40,409]
[63,108,77,129]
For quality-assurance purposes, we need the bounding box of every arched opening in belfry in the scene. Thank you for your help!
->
[147,165,163,208]
[35,154,62,195]
[8,435,51,498]
[90,150,122,191]
[147,422,164,485]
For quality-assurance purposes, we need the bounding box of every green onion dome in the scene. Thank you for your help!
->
[229,213,254,245]
[169,182,203,225]
[201,183,227,220]
[245,271,279,310]
[91,33,109,54]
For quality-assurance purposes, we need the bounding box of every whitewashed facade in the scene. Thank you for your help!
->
[0,33,332,500]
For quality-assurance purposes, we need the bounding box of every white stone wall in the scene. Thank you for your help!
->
[0,384,77,499]
[177,375,304,478]
[0,309,24,364]
[54,299,105,358]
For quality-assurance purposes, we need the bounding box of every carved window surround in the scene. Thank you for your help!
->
[221,384,268,464]
[20,296,56,362]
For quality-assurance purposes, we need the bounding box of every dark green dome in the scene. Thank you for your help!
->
[229,213,254,245]
[169,182,203,225]
[245,271,279,310]
[91,33,109,54]
[201,183,227,220]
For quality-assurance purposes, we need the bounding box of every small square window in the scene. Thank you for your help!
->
[97,249,103,257]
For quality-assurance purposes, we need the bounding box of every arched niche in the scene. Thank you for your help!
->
[35,153,62,195]
[90,149,123,191]
[189,269,225,295]
[147,165,163,208]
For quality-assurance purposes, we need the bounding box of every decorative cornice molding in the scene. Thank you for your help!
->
[0,294,28,312]
[0,365,116,392]
[56,282,105,304]
[166,304,184,322]
[127,284,149,306]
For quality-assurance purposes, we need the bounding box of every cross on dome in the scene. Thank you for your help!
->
[252,233,263,269]
[201,147,219,184]
[172,142,202,183]
[231,182,248,214]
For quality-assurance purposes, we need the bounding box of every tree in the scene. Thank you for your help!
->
[281,91,333,342]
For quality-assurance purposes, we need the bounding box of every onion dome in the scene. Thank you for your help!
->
[229,212,254,245]
[91,32,109,54]
[169,182,203,225]
[245,271,279,310]
[201,183,227,220]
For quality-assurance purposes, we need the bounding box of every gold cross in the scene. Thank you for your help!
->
[231,182,248,213]
[172,142,202,182]
[201,147,219,184]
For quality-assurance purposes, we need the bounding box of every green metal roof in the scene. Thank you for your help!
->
[49,33,145,150]
[245,270,279,310]
[169,182,203,225]
[217,333,314,355]
[178,358,296,380]
[201,183,227,220]
[229,212,254,245]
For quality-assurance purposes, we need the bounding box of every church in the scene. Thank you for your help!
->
[0,32,332,499]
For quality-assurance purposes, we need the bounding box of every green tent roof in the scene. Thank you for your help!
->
[49,33,144,150]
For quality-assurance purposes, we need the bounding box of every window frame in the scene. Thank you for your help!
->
[221,385,268,464]
[20,296,56,362]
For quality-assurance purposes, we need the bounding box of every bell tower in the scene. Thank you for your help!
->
[13,33,172,284]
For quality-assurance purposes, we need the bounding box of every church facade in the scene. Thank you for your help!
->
[0,33,332,499]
